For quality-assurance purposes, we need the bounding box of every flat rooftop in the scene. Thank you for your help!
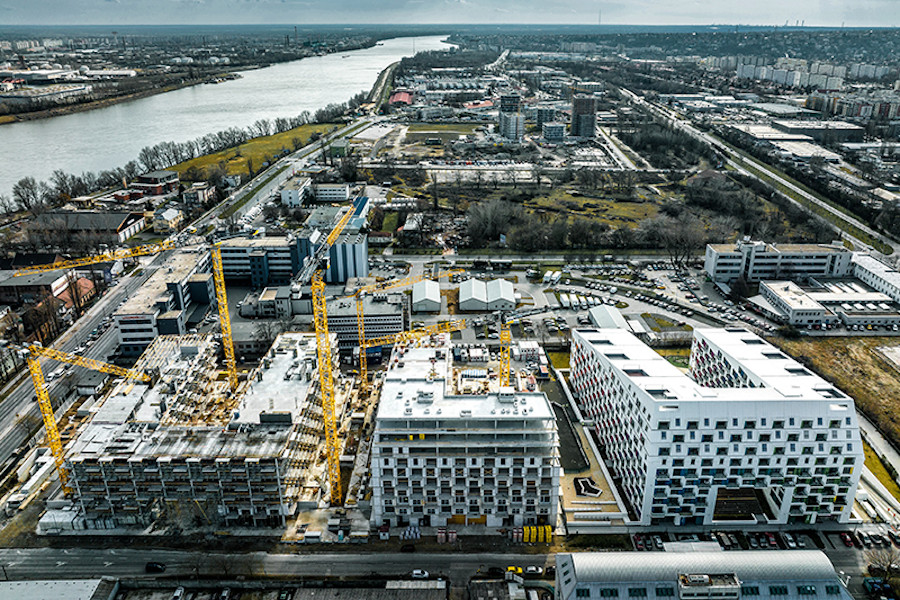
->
[762,281,826,311]
[377,342,555,421]
[117,248,205,315]
[709,241,848,254]
[574,328,851,404]
[234,332,321,426]
[219,235,293,248]
[328,293,406,317]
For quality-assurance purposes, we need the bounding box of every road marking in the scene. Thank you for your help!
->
[55,561,66,567]
[103,562,113,567]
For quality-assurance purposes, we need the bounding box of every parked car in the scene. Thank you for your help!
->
[525,566,543,575]
[840,532,854,547]
[145,562,166,573]
[412,569,429,579]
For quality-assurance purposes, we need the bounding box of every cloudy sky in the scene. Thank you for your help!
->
[1,0,898,27]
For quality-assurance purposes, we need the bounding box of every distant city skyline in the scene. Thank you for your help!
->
[1,0,899,28]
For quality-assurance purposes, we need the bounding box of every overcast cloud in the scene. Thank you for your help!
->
[3,0,899,27]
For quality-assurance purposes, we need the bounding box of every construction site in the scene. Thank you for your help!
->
[1,205,563,542]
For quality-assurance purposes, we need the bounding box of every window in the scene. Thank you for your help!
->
[628,589,647,598]
[656,588,675,597]
[577,591,592,598]
[825,586,840,596]
[742,587,760,596]
[600,589,619,598]
[798,586,817,596]
[770,586,789,596]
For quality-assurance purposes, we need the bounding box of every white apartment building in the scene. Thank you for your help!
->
[280,177,311,207]
[370,340,560,528]
[704,239,852,283]
[570,328,862,526]
[499,111,525,140]
[852,253,900,304]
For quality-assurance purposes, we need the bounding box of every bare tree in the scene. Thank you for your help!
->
[12,177,40,212]
[658,213,706,269]
[867,545,900,582]
[0,193,16,215]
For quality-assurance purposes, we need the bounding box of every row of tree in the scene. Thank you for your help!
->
[1,90,369,216]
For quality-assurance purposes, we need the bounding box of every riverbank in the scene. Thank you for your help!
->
[0,41,383,127]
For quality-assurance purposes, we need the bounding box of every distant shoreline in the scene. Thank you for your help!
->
[0,40,379,127]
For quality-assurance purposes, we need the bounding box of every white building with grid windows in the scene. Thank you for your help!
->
[704,239,852,283]
[370,339,560,528]
[570,328,862,526]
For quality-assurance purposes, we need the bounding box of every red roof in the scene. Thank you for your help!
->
[389,91,413,105]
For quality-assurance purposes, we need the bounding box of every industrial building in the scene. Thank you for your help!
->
[752,279,900,328]
[35,211,146,245]
[298,204,369,284]
[113,248,215,357]
[411,279,441,313]
[852,253,900,304]
[459,278,516,312]
[704,239,852,283]
[62,332,339,530]
[370,336,560,528]
[570,328,861,526]
[556,551,852,600]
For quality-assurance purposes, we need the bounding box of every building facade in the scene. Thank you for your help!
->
[370,341,560,528]
[570,328,861,526]
[704,239,852,283]
[218,235,302,287]
[280,177,312,207]
[852,253,900,304]
[556,551,852,600]
[571,95,597,137]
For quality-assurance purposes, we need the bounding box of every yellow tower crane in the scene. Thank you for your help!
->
[210,244,238,392]
[11,240,176,276]
[353,269,463,399]
[11,342,149,492]
[360,318,467,351]
[14,240,239,392]
[499,318,513,388]
[306,206,356,506]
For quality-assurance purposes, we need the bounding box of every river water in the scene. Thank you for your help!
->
[0,35,449,198]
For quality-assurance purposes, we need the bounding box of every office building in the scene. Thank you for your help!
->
[326,293,408,350]
[499,94,523,114]
[370,337,560,528]
[753,280,900,328]
[280,177,312,207]
[542,121,566,142]
[570,328,861,526]
[218,235,302,288]
[113,248,214,357]
[556,551,852,600]
[571,95,597,138]
[313,183,351,203]
[704,239,852,283]
[536,106,556,127]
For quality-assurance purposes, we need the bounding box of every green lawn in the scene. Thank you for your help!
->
[171,123,340,179]
[380,211,400,233]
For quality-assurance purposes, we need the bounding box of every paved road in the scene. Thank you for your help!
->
[0,255,165,464]
[619,87,899,258]
[0,548,550,583]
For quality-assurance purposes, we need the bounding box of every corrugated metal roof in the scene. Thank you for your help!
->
[567,551,840,583]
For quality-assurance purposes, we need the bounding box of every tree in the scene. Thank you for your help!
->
[0,193,15,215]
[867,545,900,582]
[12,177,40,212]
[253,320,282,347]
[658,213,706,269]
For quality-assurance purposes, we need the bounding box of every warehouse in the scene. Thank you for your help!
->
[459,278,487,312]
[556,551,852,600]
[411,279,441,313]
[486,279,515,311]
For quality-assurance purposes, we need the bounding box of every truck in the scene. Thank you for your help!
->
[559,293,571,309]
[550,271,562,284]
[542,271,552,284]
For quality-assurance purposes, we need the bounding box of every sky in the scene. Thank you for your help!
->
[1,0,899,27]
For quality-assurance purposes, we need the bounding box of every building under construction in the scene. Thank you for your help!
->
[62,331,340,529]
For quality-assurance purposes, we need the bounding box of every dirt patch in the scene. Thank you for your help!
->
[774,336,900,448]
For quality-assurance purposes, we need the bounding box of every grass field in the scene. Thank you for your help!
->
[547,351,570,369]
[171,123,339,179]
[525,188,659,228]
[774,336,900,448]
[863,440,900,503]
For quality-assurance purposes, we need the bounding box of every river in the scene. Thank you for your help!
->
[0,35,449,198]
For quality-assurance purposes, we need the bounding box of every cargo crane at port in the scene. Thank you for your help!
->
[0,341,149,493]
